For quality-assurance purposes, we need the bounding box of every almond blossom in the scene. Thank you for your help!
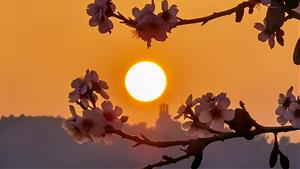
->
[174,94,199,120]
[158,0,179,32]
[254,22,276,49]
[181,120,213,138]
[63,105,89,144]
[195,93,235,131]
[69,70,109,108]
[285,102,300,128]
[132,0,167,48]
[275,87,296,125]
[87,0,116,33]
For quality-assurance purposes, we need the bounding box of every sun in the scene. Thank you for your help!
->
[125,61,167,102]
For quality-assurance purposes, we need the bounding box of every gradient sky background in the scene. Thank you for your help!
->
[0,0,299,141]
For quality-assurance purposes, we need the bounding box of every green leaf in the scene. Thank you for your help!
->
[191,153,203,169]
[293,38,300,65]
[235,8,244,23]
[279,152,290,169]
[269,145,279,168]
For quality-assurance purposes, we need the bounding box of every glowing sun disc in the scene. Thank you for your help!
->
[125,61,167,102]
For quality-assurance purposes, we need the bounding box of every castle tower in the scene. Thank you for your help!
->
[159,103,168,113]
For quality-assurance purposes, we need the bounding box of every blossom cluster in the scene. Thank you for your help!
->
[174,93,235,138]
[275,87,300,128]
[254,0,299,48]
[132,0,178,48]
[87,0,178,48]
[63,70,128,145]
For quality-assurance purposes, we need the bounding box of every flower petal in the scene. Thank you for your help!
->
[198,111,212,123]
[101,101,113,111]
[113,106,123,117]
[182,121,193,130]
[186,94,193,106]
[258,32,269,42]
[254,23,266,31]
[222,109,235,121]
[210,118,224,131]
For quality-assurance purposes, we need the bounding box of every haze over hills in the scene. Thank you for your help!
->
[0,111,299,169]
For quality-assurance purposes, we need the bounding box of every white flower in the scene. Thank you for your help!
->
[82,108,106,139]
[63,106,89,144]
[181,121,213,138]
[254,22,275,49]
[275,87,296,125]
[132,0,168,48]
[195,94,235,131]
[174,94,199,120]
[158,0,178,32]
[68,70,109,108]
[87,0,116,33]
[101,101,124,130]
[286,102,300,128]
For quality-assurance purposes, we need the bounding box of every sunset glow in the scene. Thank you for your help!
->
[125,61,167,102]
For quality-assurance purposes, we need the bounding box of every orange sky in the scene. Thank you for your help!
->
[0,0,299,141]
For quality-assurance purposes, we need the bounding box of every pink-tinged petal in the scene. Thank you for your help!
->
[81,98,89,108]
[186,94,193,106]
[71,78,82,89]
[197,129,213,138]
[254,23,266,31]
[268,36,275,49]
[132,7,141,19]
[284,110,295,121]
[161,0,168,12]
[275,106,286,115]
[90,125,105,138]
[69,105,77,117]
[110,3,116,12]
[198,111,212,123]
[278,94,286,105]
[217,98,231,109]
[98,18,113,34]
[222,109,235,121]
[258,32,268,42]
[92,93,98,102]
[291,119,300,129]
[277,116,288,125]
[103,134,117,145]
[112,119,123,130]
[101,101,113,111]
[83,110,94,120]
[99,80,109,89]
[182,121,193,130]
[99,90,110,99]
[210,119,224,131]
[289,102,300,111]
[174,112,183,120]
[286,86,296,101]
[87,81,93,89]
[89,17,99,27]
[89,70,99,82]
[91,136,103,143]
[177,105,186,114]
[168,5,179,16]
[69,91,80,102]
[113,106,123,117]
[214,93,226,102]
[80,83,88,95]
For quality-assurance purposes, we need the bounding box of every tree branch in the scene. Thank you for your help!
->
[177,1,253,26]
[142,154,191,169]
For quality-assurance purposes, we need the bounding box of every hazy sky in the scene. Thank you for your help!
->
[0,0,299,140]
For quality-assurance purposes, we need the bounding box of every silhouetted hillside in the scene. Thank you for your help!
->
[0,113,299,168]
